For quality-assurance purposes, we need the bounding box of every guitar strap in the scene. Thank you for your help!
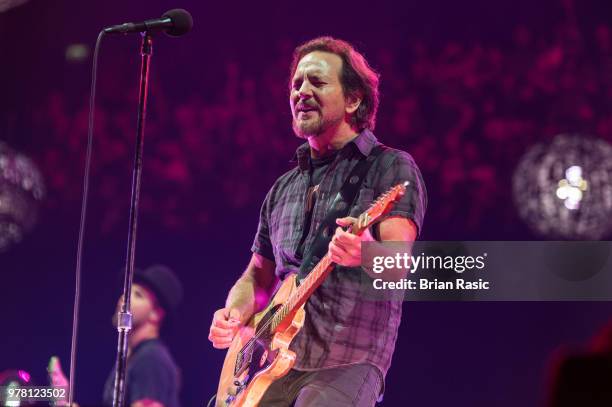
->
[297,144,388,283]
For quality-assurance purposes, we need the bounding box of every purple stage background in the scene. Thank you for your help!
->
[2,0,612,405]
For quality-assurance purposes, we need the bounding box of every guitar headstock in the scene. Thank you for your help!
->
[351,181,408,235]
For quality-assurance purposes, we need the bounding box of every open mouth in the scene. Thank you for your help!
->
[296,104,319,114]
[296,107,318,118]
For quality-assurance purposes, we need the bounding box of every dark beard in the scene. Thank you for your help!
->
[292,113,322,138]
[292,112,342,139]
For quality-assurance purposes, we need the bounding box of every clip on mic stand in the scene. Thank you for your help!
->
[112,31,153,407]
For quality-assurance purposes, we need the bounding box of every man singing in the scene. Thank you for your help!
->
[209,37,427,406]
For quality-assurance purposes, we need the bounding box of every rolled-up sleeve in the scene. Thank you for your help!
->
[375,150,428,236]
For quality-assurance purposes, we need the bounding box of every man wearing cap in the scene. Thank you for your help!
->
[50,265,183,407]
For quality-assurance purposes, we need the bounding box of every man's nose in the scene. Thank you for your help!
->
[297,81,314,98]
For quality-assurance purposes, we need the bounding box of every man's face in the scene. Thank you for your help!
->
[290,51,348,138]
[112,283,160,328]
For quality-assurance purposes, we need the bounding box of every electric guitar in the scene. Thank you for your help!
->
[216,182,408,407]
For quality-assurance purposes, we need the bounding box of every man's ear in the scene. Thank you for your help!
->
[149,309,160,323]
[149,307,164,324]
[345,92,363,114]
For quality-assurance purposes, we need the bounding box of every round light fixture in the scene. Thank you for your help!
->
[513,134,612,239]
[0,142,45,251]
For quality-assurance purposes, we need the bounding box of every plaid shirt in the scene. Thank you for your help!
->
[252,129,427,382]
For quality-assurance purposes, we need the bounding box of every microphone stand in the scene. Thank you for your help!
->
[112,31,153,407]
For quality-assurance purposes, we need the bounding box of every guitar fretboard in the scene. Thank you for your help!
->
[269,253,334,332]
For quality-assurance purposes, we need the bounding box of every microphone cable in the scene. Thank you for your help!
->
[66,29,106,407]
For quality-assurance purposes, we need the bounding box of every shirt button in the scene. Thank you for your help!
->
[334,324,344,332]
[322,227,332,238]
[323,303,330,310]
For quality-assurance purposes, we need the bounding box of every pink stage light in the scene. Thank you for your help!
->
[17,370,30,383]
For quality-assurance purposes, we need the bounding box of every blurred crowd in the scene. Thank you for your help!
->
[28,23,612,236]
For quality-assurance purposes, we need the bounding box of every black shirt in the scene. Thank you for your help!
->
[103,338,180,407]
[296,150,339,259]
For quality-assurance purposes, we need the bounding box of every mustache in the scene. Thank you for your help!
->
[295,101,320,112]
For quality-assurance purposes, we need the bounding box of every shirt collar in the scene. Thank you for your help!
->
[292,129,379,171]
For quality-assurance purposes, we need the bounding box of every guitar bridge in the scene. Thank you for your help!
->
[225,374,249,406]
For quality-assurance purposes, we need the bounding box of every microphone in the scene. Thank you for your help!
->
[104,9,193,37]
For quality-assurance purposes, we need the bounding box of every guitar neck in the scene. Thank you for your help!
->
[270,253,334,332]
[267,181,408,334]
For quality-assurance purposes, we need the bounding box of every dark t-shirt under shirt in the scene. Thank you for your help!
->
[103,338,180,407]
[296,151,339,259]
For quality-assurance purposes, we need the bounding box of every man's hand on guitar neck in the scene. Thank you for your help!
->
[329,216,377,267]
[330,215,417,273]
